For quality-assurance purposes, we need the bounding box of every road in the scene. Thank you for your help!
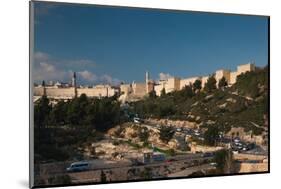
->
[142,121,267,156]
[167,163,214,177]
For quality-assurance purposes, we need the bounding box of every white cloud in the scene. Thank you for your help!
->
[100,74,121,86]
[33,62,70,82]
[159,72,173,80]
[77,70,98,82]
[34,51,49,62]
[33,51,121,86]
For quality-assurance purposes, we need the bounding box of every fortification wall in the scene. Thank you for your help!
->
[155,84,165,96]
[34,87,75,98]
[229,72,238,85]
[201,76,209,88]
[237,63,255,75]
[132,83,146,97]
[180,77,199,89]
[215,70,230,84]
[166,77,180,93]
[34,87,44,96]
[77,88,115,97]
[120,84,132,95]
[34,87,115,98]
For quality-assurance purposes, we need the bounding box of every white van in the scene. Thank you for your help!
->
[66,161,90,172]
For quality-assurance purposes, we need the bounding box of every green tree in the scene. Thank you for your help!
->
[204,125,220,146]
[218,77,228,89]
[148,90,157,98]
[100,170,107,183]
[161,88,166,97]
[204,75,217,93]
[159,126,175,143]
[67,94,89,126]
[193,79,202,92]
[156,101,176,118]
[34,95,51,128]
[182,85,194,98]
[49,101,67,126]
[139,127,149,143]
[140,167,153,179]
[214,149,233,173]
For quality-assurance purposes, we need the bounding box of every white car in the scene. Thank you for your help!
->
[133,117,141,123]
[66,161,90,172]
[234,138,240,143]
[209,162,217,167]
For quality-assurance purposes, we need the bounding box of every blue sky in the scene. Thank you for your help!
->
[33,2,268,85]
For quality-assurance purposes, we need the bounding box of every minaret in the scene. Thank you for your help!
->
[145,71,149,94]
[72,72,77,97]
[42,80,46,96]
[72,72,76,87]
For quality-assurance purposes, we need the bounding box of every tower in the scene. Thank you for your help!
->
[42,80,46,96]
[72,72,77,97]
[145,71,149,94]
[72,72,76,87]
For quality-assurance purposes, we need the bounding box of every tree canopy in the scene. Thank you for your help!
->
[204,75,217,93]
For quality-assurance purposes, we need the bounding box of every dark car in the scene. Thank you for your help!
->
[203,152,214,157]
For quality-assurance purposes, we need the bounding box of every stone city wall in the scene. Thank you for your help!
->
[34,87,115,98]
[132,83,146,97]
[230,71,238,85]
[34,87,75,98]
[166,77,180,93]
[215,69,231,85]
[180,77,200,89]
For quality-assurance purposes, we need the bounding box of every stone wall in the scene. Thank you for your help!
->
[233,162,268,173]
[237,63,255,75]
[166,77,180,93]
[34,86,116,99]
[34,87,75,98]
[180,77,200,90]
[147,118,197,129]
[132,83,146,97]
[155,83,165,96]
[190,143,223,153]
[201,76,209,88]
[120,84,132,95]
[215,69,231,85]
[230,71,238,85]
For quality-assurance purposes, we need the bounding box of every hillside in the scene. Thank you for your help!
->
[131,66,268,136]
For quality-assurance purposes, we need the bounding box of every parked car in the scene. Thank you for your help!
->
[133,117,141,123]
[209,162,217,167]
[176,128,182,132]
[203,152,214,158]
[66,161,90,172]
[247,143,256,150]
[133,117,144,124]
[233,137,240,143]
